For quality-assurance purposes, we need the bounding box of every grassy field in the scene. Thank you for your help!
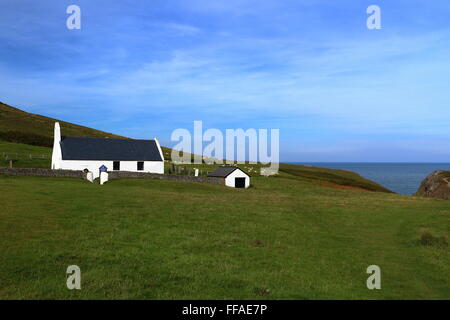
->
[0,169,448,299]
[0,141,51,168]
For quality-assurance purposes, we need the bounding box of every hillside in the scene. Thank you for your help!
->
[0,101,127,147]
[0,173,448,299]
[278,163,392,193]
[0,101,172,158]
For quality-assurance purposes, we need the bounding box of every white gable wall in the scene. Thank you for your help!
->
[224,169,250,188]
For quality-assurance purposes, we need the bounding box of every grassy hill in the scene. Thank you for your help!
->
[0,173,448,299]
[278,163,392,193]
[0,140,51,168]
[0,101,125,146]
[0,101,172,160]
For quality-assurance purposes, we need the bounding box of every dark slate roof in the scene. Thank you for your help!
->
[60,136,163,161]
[207,166,249,178]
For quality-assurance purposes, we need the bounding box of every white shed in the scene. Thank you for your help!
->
[207,166,250,188]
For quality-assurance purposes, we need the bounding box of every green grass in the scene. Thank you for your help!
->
[0,171,448,299]
[278,163,392,193]
[0,141,51,168]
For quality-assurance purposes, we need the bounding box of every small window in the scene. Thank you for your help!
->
[137,161,144,171]
[113,161,120,171]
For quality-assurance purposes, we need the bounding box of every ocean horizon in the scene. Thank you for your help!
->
[290,162,450,195]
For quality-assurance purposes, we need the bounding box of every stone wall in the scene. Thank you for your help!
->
[108,171,224,185]
[0,168,86,178]
[0,168,224,186]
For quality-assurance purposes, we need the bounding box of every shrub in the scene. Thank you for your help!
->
[254,287,270,296]
[419,229,449,247]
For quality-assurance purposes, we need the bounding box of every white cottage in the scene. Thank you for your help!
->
[51,122,164,178]
[207,166,250,188]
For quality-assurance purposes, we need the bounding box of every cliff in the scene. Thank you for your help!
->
[415,170,450,200]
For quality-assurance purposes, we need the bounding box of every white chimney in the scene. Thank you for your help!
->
[54,122,61,144]
[51,122,62,169]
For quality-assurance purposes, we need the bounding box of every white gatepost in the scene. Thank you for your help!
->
[100,172,109,185]
[86,171,94,183]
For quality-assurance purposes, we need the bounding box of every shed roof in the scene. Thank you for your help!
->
[207,166,249,178]
[60,136,163,161]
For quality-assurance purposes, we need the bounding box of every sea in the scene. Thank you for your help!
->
[293,163,450,195]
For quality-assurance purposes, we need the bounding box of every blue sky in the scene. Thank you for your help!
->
[1,0,450,161]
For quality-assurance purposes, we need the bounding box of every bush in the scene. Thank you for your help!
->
[419,229,448,247]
